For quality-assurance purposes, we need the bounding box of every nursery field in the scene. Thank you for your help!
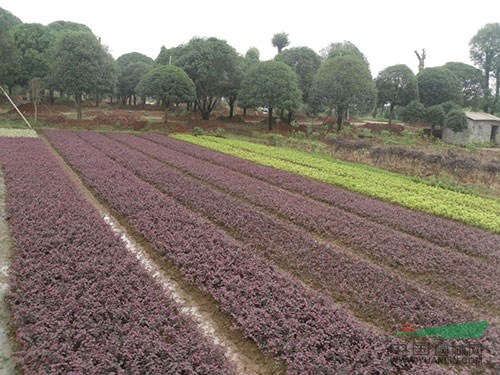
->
[0,130,498,373]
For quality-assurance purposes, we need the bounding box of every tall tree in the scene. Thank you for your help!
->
[470,23,500,112]
[275,47,321,102]
[239,61,302,130]
[175,37,239,120]
[417,67,462,107]
[375,64,418,123]
[136,65,195,124]
[310,55,375,131]
[443,62,484,110]
[271,32,290,53]
[47,20,92,34]
[92,49,117,106]
[52,31,112,119]
[118,61,152,105]
[11,23,55,86]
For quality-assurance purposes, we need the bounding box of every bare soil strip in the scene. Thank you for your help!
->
[0,170,15,374]
[40,135,283,375]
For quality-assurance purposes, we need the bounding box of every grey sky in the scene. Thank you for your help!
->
[2,0,499,76]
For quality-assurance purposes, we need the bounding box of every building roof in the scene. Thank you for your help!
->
[465,112,500,122]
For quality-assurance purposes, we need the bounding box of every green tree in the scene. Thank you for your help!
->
[424,104,446,134]
[117,52,154,69]
[417,67,462,107]
[310,55,375,131]
[155,45,185,65]
[272,32,290,53]
[175,37,239,120]
[239,61,302,130]
[52,31,113,119]
[0,7,22,31]
[275,47,321,102]
[444,109,468,132]
[0,27,19,92]
[245,47,260,61]
[375,64,418,123]
[92,50,117,106]
[11,23,55,86]
[136,65,195,124]
[47,20,92,34]
[399,100,426,124]
[323,41,369,67]
[470,23,500,112]
[224,55,245,118]
[443,62,484,109]
[118,61,152,105]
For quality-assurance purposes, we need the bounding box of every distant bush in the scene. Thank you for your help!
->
[400,100,426,124]
[424,105,446,128]
[444,110,467,132]
[193,127,205,136]
[214,127,226,138]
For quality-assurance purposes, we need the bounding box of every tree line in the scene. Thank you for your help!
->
[1,7,500,130]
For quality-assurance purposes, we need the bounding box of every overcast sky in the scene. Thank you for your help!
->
[2,0,500,76]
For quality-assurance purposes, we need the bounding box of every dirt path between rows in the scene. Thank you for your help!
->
[40,134,283,375]
[0,170,15,374]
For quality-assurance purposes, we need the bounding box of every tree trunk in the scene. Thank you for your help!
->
[243,107,247,116]
[76,93,83,120]
[336,106,345,132]
[268,107,273,130]
[388,103,395,124]
[164,101,169,124]
[229,98,235,118]
[279,108,285,122]
[484,67,491,113]
[34,103,38,125]
[133,95,137,106]
[287,110,293,125]
[49,89,55,104]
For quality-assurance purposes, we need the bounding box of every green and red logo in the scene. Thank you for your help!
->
[394,321,490,339]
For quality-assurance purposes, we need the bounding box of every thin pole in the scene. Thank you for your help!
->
[0,84,34,130]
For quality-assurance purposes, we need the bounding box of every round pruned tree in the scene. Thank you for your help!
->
[245,47,260,61]
[272,32,290,53]
[52,31,114,119]
[311,55,376,131]
[323,41,369,67]
[239,61,302,130]
[275,47,321,102]
[375,64,418,123]
[444,62,484,110]
[175,37,239,120]
[417,67,462,107]
[117,61,152,105]
[136,65,195,124]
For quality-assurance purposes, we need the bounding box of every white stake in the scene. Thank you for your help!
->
[0,84,34,130]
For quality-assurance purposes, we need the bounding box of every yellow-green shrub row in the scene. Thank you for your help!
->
[0,128,38,138]
[173,134,500,234]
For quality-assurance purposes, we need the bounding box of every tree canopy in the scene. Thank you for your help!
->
[375,64,418,123]
[52,31,114,119]
[469,23,500,112]
[272,32,290,53]
[175,37,239,120]
[118,61,152,104]
[417,67,462,107]
[0,7,21,31]
[275,47,321,102]
[11,23,55,85]
[239,61,302,130]
[117,52,154,69]
[323,41,369,67]
[47,20,92,35]
[245,47,260,61]
[0,27,18,90]
[443,62,484,109]
[136,65,195,123]
[311,55,375,130]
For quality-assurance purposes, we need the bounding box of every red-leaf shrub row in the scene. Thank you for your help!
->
[0,138,233,374]
[109,133,500,311]
[76,131,499,368]
[45,130,449,374]
[142,134,500,262]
